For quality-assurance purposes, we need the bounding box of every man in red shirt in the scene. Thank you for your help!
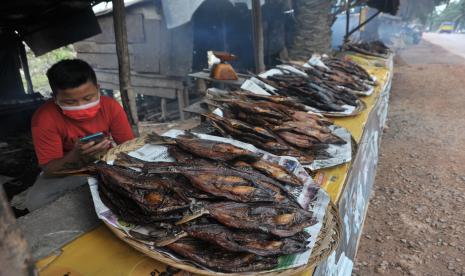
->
[26,59,134,210]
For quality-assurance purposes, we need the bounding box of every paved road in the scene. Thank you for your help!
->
[423,32,465,60]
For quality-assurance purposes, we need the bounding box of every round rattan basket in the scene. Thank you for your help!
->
[99,135,342,275]
[103,201,341,276]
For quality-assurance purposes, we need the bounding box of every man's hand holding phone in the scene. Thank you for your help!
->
[44,132,113,175]
[80,138,111,157]
[77,132,111,158]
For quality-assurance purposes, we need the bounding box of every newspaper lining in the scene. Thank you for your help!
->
[307,125,352,171]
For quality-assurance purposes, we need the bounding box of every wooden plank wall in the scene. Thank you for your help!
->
[74,3,193,100]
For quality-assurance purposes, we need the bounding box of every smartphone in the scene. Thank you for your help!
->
[80,132,105,143]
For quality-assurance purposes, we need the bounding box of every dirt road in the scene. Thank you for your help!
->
[354,41,465,276]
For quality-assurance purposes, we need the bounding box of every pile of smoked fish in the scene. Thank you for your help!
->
[293,62,374,97]
[95,133,317,273]
[320,56,375,86]
[256,65,360,112]
[204,90,346,165]
[345,41,390,57]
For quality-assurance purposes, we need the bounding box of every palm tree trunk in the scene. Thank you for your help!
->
[0,187,35,275]
[289,0,333,59]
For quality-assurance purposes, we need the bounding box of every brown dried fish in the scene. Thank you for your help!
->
[277,131,319,149]
[273,121,345,145]
[184,224,310,256]
[98,181,183,224]
[96,163,191,214]
[173,134,261,162]
[148,165,291,204]
[205,113,277,142]
[166,238,278,273]
[178,202,315,238]
[249,159,303,187]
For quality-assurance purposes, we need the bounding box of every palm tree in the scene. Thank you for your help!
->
[428,0,465,30]
[399,0,448,23]
[289,0,334,59]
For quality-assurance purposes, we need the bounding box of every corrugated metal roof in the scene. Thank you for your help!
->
[0,0,105,56]
[0,0,104,29]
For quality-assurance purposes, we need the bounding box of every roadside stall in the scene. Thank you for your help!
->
[33,46,393,275]
[2,0,397,275]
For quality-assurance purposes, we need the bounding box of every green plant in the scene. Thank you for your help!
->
[21,45,76,96]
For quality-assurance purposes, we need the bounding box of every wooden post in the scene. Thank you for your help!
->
[251,0,265,74]
[0,187,35,275]
[18,41,33,94]
[160,98,167,121]
[176,89,186,121]
[196,79,207,96]
[183,86,190,108]
[112,0,139,135]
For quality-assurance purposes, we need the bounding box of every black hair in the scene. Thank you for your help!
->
[46,59,97,95]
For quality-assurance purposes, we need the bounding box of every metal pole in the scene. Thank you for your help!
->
[345,0,351,43]
[251,0,265,73]
[112,0,139,136]
[346,10,381,39]
[18,41,33,94]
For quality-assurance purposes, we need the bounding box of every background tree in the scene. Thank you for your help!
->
[399,0,448,23]
[360,0,447,41]
[289,0,334,58]
[429,0,465,30]
[288,0,449,57]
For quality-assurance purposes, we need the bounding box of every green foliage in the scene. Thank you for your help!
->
[429,0,465,30]
[399,0,449,23]
[21,45,76,96]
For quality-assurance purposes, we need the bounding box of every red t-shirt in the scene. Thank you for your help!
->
[31,95,134,166]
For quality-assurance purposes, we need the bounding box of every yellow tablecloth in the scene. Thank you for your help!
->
[317,55,391,203]
[37,53,391,276]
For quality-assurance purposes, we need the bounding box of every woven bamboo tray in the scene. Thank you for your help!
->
[103,202,341,276]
